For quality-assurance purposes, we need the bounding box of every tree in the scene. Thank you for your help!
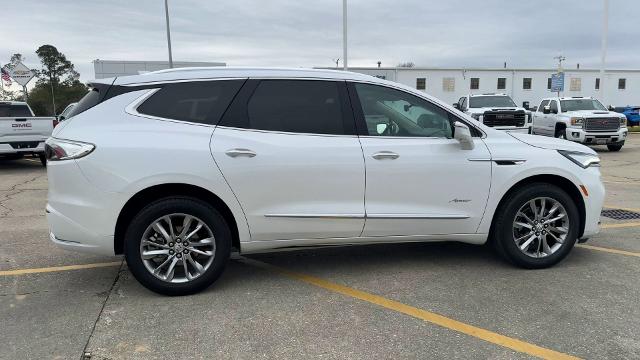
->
[28,45,86,115]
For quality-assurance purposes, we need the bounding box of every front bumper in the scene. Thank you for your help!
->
[565,127,628,145]
[580,168,605,238]
[492,126,532,133]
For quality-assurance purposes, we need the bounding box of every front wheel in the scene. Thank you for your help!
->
[124,197,231,295]
[491,183,580,269]
[607,142,624,152]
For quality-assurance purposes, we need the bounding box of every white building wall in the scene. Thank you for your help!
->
[344,67,640,108]
[93,60,226,79]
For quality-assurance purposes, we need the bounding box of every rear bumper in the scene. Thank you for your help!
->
[0,141,45,154]
[565,128,628,144]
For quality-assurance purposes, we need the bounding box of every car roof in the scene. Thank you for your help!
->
[104,67,379,86]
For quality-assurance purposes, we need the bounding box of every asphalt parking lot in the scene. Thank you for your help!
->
[1,137,639,360]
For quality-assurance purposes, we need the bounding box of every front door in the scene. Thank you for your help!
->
[349,82,491,237]
[211,79,365,241]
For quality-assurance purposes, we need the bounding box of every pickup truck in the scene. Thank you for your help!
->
[532,97,628,151]
[454,93,532,133]
[0,101,57,165]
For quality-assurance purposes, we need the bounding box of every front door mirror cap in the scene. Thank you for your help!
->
[453,121,474,150]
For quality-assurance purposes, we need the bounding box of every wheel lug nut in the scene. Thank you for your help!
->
[183,241,188,246]
[168,242,174,247]
[169,250,174,255]
[177,253,182,258]
[183,249,188,254]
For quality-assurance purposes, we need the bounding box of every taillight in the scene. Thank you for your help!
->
[44,138,95,161]
[53,119,59,128]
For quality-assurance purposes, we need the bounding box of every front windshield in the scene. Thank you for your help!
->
[469,96,516,108]
[560,99,607,112]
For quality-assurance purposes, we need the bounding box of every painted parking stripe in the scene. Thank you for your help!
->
[239,257,581,360]
[0,261,122,276]
[577,244,640,258]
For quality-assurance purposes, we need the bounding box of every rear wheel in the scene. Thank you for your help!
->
[491,183,579,269]
[124,197,231,295]
[607,142,624,152]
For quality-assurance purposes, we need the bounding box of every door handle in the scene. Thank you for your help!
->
[225,148,257,158]
[372,151,399,160]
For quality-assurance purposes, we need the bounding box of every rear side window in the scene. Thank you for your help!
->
[137,80,244,125]
[0,104,32,117]
[245,80,346,135]
[66,88,102,118]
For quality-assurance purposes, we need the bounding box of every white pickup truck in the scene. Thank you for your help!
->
[0,101,57,165]
[454,93,532,133]
[532,97,628,151]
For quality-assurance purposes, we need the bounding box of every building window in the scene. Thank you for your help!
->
[619,78,626,90]
[570,78,581,91]
[547,78,552,90]
[443,77,455,92]
[497,78,506,90]
[523,78,532,90]
[416,78,426,90]
[470,78,479,90]
[595,78,600,90]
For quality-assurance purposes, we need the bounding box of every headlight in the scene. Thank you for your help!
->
[620,117,627,127]
[45,138,95,161]
[570,117,584,126]
[558,150,600,168]
[471,113,481,120]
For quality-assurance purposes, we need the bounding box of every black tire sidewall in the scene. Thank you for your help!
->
[495,184,580,268]
[607,142,624,151]
[124,197,231,296]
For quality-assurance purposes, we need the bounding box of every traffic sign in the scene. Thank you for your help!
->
[551,72,564,92]
[7,62,35,87]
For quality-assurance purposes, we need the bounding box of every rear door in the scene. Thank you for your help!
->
[211,79,366,241]
[533,100,550,134]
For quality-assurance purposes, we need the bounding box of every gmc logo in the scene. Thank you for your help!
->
[12,123,32,128]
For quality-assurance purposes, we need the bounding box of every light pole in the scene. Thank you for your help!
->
[342,0,347,70]
[164,0,173,68]
[600,0,609,106]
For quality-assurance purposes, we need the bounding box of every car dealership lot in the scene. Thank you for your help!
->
[1,138,639,360]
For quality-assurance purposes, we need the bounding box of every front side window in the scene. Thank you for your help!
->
[560,99,607,112]
[246,80,345,135]
[354,83,453,138]
[538,100,550,112]
[138,80,243,124]
[549,100,558,113]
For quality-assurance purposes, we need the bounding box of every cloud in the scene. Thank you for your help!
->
[1,0,637,82]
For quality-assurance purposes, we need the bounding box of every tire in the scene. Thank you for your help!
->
[38,153,47,166]
[607,142,624,152]
[124,197,231,295]
[491,183,580,269]
[554,126,567,139]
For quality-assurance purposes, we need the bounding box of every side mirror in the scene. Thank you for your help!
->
[376,123,388,135]
[543,106,551,114]
[522,101,530,109]
[58,115,66,121]
[453,121,474,150]
[453,103,460,110]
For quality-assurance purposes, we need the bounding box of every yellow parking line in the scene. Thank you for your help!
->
[600,222,640,229]
[239,257,580,360]
[577,244,640,258]
[604,204,640,212]
[0,261,122,276]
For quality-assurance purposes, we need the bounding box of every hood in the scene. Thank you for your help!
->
[508,133,596,154]
[563,110,619,118]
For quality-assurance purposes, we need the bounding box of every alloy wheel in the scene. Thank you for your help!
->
[512,197,569,258]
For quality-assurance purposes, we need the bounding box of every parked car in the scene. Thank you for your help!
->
[454,93,531,133]
[0,101,57,165]
[532,97,628,151]
[614,106,640,126]
[46,68,604,295]
[57,102,77,122]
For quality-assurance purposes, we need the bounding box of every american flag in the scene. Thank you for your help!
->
[1,67,12,86]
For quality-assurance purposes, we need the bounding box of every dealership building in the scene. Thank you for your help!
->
[341,67,639,108]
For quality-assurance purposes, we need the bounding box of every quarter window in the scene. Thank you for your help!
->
[246,80,346,135]
[354,83,454,138]
[137,80,243,124]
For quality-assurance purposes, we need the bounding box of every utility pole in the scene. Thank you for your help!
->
[600,0,609,106]
[164,0,174,68]
[342,0,347,70]
[333,58,340,69]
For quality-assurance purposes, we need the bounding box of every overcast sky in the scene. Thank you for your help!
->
[1,0,638,83]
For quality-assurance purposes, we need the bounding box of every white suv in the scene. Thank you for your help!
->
[46,68,604,295]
